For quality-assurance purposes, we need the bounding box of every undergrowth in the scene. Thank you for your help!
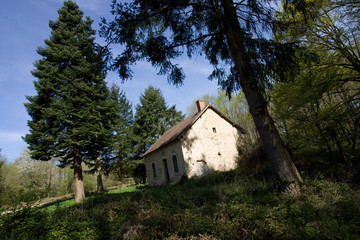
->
[0,164,359,239]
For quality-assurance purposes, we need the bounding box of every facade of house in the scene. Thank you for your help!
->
[143,100,245,186]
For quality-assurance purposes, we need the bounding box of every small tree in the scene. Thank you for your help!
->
[24,1,109,202]
[133,86,184,158]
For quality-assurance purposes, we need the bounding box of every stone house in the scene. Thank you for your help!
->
[143,100,245,186]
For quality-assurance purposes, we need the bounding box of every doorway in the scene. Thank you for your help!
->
[163,159,170,184]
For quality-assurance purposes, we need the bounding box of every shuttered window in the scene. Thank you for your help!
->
[172,154,179,173]
[152,163,157,177]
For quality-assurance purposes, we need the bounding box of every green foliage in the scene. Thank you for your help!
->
[0,150,120,210]
[110,160,136,185]
[132,86,184,158]
[0,152,62,209]
[109,84,134,161]
[133,162,146,185]
[106,84,135,183]
[24,0,114,200]
[100,0,302,91]
[0,208,48,239]
[24,0,110,166]
[1,161,359,239]
[273,0,360,161]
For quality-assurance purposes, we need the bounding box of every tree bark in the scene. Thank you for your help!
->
[74,147,85,202]
[220,0,303,193]
[96,154,104,193]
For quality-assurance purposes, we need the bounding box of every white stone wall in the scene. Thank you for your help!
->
[145,140,186,186]
[180,108,240,178]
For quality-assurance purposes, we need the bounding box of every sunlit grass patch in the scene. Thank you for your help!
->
[39,185,142,212]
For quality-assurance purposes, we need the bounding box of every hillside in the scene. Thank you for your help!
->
[1,162,359,240]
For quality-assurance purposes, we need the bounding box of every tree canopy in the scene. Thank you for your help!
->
[133,86,184,158]
[272,0,360,161]
[24,0,110,201]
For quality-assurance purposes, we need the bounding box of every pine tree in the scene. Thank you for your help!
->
[24,1,110,202]
[133,86,184,158]
[108,85,134,184]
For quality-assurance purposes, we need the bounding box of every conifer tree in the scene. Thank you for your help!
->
[107,85,134,183]
[109,85,134,160]
[24,1,110,201]
[133,86,184,158]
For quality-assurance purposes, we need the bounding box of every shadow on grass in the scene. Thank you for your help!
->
[37,185,144,212]
[1,167,360,240]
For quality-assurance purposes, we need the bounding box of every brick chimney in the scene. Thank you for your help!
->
[196,100,206,112]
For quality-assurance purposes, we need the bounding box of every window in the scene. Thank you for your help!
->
[212,127,217,133]
[172,154,179,173]
[152,163,157,177]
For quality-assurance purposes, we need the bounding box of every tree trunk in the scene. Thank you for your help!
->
[220,0,303,193]
[74,147,85,202]
[96,154,104,193]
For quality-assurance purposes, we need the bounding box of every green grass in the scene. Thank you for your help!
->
[1,165,359,240]
[40,185,142,212]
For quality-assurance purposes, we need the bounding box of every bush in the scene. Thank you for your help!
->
[133,163,146,185]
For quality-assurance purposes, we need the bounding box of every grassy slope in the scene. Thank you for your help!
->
[1,165,359,240]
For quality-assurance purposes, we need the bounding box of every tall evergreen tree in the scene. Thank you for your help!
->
[133,86,184,158]
[24,1,110,202]
[109,85,134,160]
[108,85,135,183]
[100,0,306,193]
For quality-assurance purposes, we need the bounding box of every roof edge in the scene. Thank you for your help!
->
[177,104,211,139]
[142,104,246,157]
[142,105,210,157]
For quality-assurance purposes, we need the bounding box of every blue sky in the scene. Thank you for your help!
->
[0,0,219,162]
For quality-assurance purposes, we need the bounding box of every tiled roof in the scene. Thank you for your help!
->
[142,105,245,157]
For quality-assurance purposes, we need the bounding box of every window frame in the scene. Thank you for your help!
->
[151,162,157,177]
[172,154,179,173]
